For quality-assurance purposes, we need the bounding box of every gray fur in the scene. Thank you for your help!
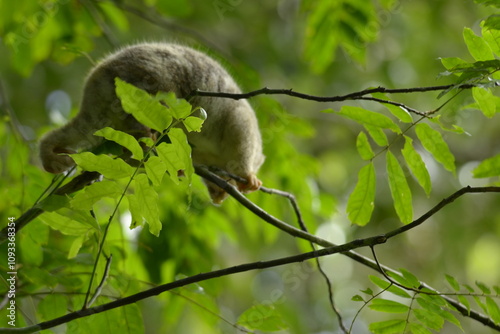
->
[39,43,264,203]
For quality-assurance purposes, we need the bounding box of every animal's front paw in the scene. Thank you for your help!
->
[237,173,262,193]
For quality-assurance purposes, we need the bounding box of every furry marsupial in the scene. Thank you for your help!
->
[39,43,265,203]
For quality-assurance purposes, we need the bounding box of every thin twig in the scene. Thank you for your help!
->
[87,254,113,307]
[259,187,347,333]
[188,83,478,103]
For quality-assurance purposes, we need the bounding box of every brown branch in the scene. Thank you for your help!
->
[384,186,500,239]
[195,166,500,331]
[3,166,500,331]
[188,83,478,104]
[0,239,385,334]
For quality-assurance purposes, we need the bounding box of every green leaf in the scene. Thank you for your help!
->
[445,274,461,291]
[364,124,389,146]
[39,211,96,236]
[352,295,365,302]
[400,268,420,288]
[37,195,71,212]
[356,132,375,160]
[402,136,431,196]
[127,194,143,229]
[337,106,401,133]
[71,152,135,179]
[71,181,122,211]
[463,27,494,61]
[413,308,444,330]
[472,87,500,117]
[115,78,172,132]
[156,128,193,185]
[369,319,406,334]
[238,305,288,331]
[94,127,144,160]
[369,275,411,298]
[183,116,205,132]
[458,295,471,315]
[440,57,468,72]
[386,151,413,224]
[369,299,409,313]
[476,281,491,294]
[134,174,162,236]
[68,236,85,259]
[144,156,167,186]
[483,20,500,56]
[486,297,500,324]
[473,153,500,177]
[372,93,413,123]
[409,323,433,334]
[155,91,193,119]
[346,163,376,226]
[415,123,455,174]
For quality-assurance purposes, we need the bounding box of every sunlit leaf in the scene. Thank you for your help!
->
[472,87,500,117]
[94,127,144,160]
[115,78,172,132]
[440,57,468,72]
[71,180,122,211]
[347,163,376,226]
[71,152,135,179]
[415,123,455,174]
[372,93,413,123]
[68,236,85,259]
[400,268,420,288]
[413,308,444,330]
[156,128,193,185]
[486,297,500,324]
[337,106,401,133]
[134,174,162,236]
[144,156,167,186]
[409,322,433,334]
[386,151,413,224]
[473,153,500,177]
[356,131,375,160]
[183,116,204,132]
[463,27,494,61]
[369,299,409,313]
[402,136,431,195]
[369,275,411,298]
[155,91,192,119]
[369,319,406,334]
[364,124,389,146]
[39,211,96,236]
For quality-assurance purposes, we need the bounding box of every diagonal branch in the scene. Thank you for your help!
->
[0,239,386,334]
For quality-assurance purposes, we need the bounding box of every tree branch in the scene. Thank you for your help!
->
[0,239,386,334]
[2,166,500,332]
[188,83,478,105]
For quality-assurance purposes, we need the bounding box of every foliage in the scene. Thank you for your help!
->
[0,0,500,333]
